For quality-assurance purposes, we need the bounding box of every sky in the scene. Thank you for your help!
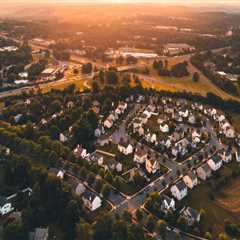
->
[1,0,240,4]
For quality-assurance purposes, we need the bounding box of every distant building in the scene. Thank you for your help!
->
[163,43,195,56]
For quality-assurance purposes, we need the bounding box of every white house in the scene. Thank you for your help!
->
[170,180,188,201]
[57,170,65,180]
[74,145,88,159]
[134,147,148,164]
[82,191,102,211]
[118,141,133,155]
[160,195,176,214]
[160,123,169,133]
[0,196,14,216]
[183,171,198,189]
[75,183,86,196]
[207,155,222,171]
[59,133,68,143]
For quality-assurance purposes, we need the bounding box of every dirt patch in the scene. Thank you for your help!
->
[216,179,240,216]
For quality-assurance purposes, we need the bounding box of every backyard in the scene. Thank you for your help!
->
[182,162,240,238]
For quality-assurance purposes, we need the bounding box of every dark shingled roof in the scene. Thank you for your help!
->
[176,180,187,191]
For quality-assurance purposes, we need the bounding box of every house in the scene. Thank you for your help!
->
[14,114,23,123]
[180,207,201,226]
[75,183,86,196]
[134,147,148,164]
[118,140,133,155]
[160,123,169,133]
[219,148,232,163]
[207,155,222,171]
[104,118,113,129]
[90,152,104,166]
[145,157,160,174]
[0,196,14,216]
[236,149,240,162]
[188,115,196,125]
[32,227,49,240]
[59,133,68,143]
[133,118,143,129]
[57,170,65,180]
[197,163,212,181]
[74,145,88,159]
[160,195,176,214]
[116,162,123,173]
[183,171,198,189]
[225,127,235,139]
[170,180,188,201]
[82,191,102,211]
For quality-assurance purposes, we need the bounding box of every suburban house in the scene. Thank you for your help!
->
[59,133,68,143]
[118,140,133,155]
[160,195,176,214]
[180,207,201,226]
[145,157,160,174]
[90,152,104,166]
[160,123,169,133]
[82,191,102,211]
[75,183,86,196]
[183,171,198,189]
[170,180,188,201]
[134,147,148,164]
[207,155,222,171]
[104,118,114,129]
[31,227,49,240]
[197,163,212,181]
[57,170,65,180]
[74,145,88,159]
[0,196,14,216]
[219,148,232,163]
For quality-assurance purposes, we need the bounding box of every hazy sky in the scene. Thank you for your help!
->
[2,0,240,5]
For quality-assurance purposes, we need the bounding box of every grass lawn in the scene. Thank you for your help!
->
[182,162,240,238]
[134,56,240,101]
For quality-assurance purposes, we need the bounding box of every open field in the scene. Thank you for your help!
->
[183,163,240,238]
[136,56,240,102]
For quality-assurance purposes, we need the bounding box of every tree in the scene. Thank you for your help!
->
[93,214,113,240]
[135,208,143,222]
[3,221,28,240]
[112,220,128,240]
[192,72,200,82]
[218,233,230,240]
[145,215,155,232]
[92,81,100,93]
[101,183,111,198]
[205,232,213,240]
[82,63,93,74]
[76,222,93,240]
[106,70,118,85]
[177,216,188,231]
[157,220,167,239]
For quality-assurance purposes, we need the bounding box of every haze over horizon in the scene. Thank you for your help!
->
[1,0,240,6]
